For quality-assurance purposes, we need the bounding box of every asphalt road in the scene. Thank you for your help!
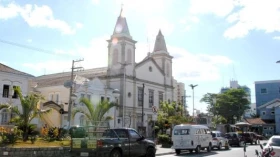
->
[159,144,262,157]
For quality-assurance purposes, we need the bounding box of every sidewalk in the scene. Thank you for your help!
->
[155,145,175,156]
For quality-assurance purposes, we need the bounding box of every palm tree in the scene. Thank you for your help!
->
[0,87,51,141]
[72,97,116,128]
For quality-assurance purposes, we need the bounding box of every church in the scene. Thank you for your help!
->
[33,8,186,137]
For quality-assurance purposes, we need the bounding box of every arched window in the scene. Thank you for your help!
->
[1,109,8,124]
[113,49,118,65]
[127,49,132,63]
[80,115,85,126]
[166,63,170,77]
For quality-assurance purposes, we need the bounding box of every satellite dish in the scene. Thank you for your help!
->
[64,80,73,88]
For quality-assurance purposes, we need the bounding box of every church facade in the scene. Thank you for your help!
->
[32,9,186,137]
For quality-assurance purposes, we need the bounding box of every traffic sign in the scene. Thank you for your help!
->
[152,106,157,113]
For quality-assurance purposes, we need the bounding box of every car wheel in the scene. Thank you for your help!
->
[218,143,222,150]
[146,147,155,157]
[195,146,200,154]
[207,144,212,152]
[175,149,181,155]
[110,149,122,157]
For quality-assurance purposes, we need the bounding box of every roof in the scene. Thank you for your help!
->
[34,67,107,87]
[257,98,280,109]
[153,30,168,53]
[113,8,130,36]
[0,63,34,77]
[255,80,280,84]
[135,57,164,75]
[244,118,266,125]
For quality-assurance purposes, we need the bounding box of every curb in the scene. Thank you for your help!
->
[156,151,175,156]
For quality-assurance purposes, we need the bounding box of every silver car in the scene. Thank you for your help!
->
[211,131,230,150]
[262,135,280,157]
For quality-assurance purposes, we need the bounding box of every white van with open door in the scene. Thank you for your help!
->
[172,124,212,155]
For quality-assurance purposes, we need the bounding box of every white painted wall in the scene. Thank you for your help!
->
[0,71,33,125]
[136,60,164,84]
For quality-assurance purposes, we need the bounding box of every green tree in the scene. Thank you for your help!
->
[200,93,218,116]
[0,87,51,141]
[72,98,116,127]
[156,101,192,134]
[215,88,250,123]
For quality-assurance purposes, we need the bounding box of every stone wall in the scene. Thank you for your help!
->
[0,147,71,157]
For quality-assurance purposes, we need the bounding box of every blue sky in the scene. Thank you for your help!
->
[1,0,280,114]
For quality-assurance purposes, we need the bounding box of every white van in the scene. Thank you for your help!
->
[172,124,212,155]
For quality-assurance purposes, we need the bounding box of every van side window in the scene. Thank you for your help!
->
[174,129,189,135]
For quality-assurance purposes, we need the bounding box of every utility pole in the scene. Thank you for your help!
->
[141,83,145,127]
[189,84,198,123]
[118,62,131,127]
[181,93,191,117]
[67,59,84,128]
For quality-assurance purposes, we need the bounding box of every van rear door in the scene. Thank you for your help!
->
[173,128,192,148]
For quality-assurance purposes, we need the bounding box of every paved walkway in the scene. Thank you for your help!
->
[156,145,174,156]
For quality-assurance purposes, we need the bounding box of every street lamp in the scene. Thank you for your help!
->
[113,89,120,127]
[118,61,131,127]
[67,93,77,129]
[189,84,198,121]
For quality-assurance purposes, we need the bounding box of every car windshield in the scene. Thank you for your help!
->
[269,138,280,146]
[212,133,216,137]
[174,129,189,135]
[242,133,250,137]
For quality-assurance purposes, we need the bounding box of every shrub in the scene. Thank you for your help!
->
[0,127,21,145]
[158,134,171,144]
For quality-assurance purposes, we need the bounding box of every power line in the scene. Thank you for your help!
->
[0,39,70,57]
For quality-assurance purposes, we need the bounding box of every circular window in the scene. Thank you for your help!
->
[149,66,152,72]
[128,92,131,98]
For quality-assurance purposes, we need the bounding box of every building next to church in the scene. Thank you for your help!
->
[31,8,186,137]
[0,63,35,125]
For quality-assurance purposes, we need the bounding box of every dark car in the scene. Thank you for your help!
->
[224,132,245,147]
[241,132,258,145]
[70,127,156,157]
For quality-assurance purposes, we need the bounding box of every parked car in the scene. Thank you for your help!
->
[172,124,212,155]
[241,132,258,145]
[70,126,156,157]
[262,135,280,156]
[211,131,229,150]
[224,132,245,147]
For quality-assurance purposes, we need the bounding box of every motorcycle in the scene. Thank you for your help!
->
[255,144,274,157]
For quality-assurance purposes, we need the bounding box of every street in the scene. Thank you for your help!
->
[158,145,261,157]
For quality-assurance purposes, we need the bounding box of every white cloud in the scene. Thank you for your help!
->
[27,39,32,43]
[273,36,280,40]
[224,0,280,39]
[0,2,76,35]
[146,17,174,42]
[189,0,280,39]
[23,35,110,75]
[179,16,199,32]
[170,46,233,81]
[189,16,200,23]
[189,0,236,17]
[0,3,20,19]
[75,22,83,29]
[92,0,100,5]
[23,35,232,81]
[115,0,171,15]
